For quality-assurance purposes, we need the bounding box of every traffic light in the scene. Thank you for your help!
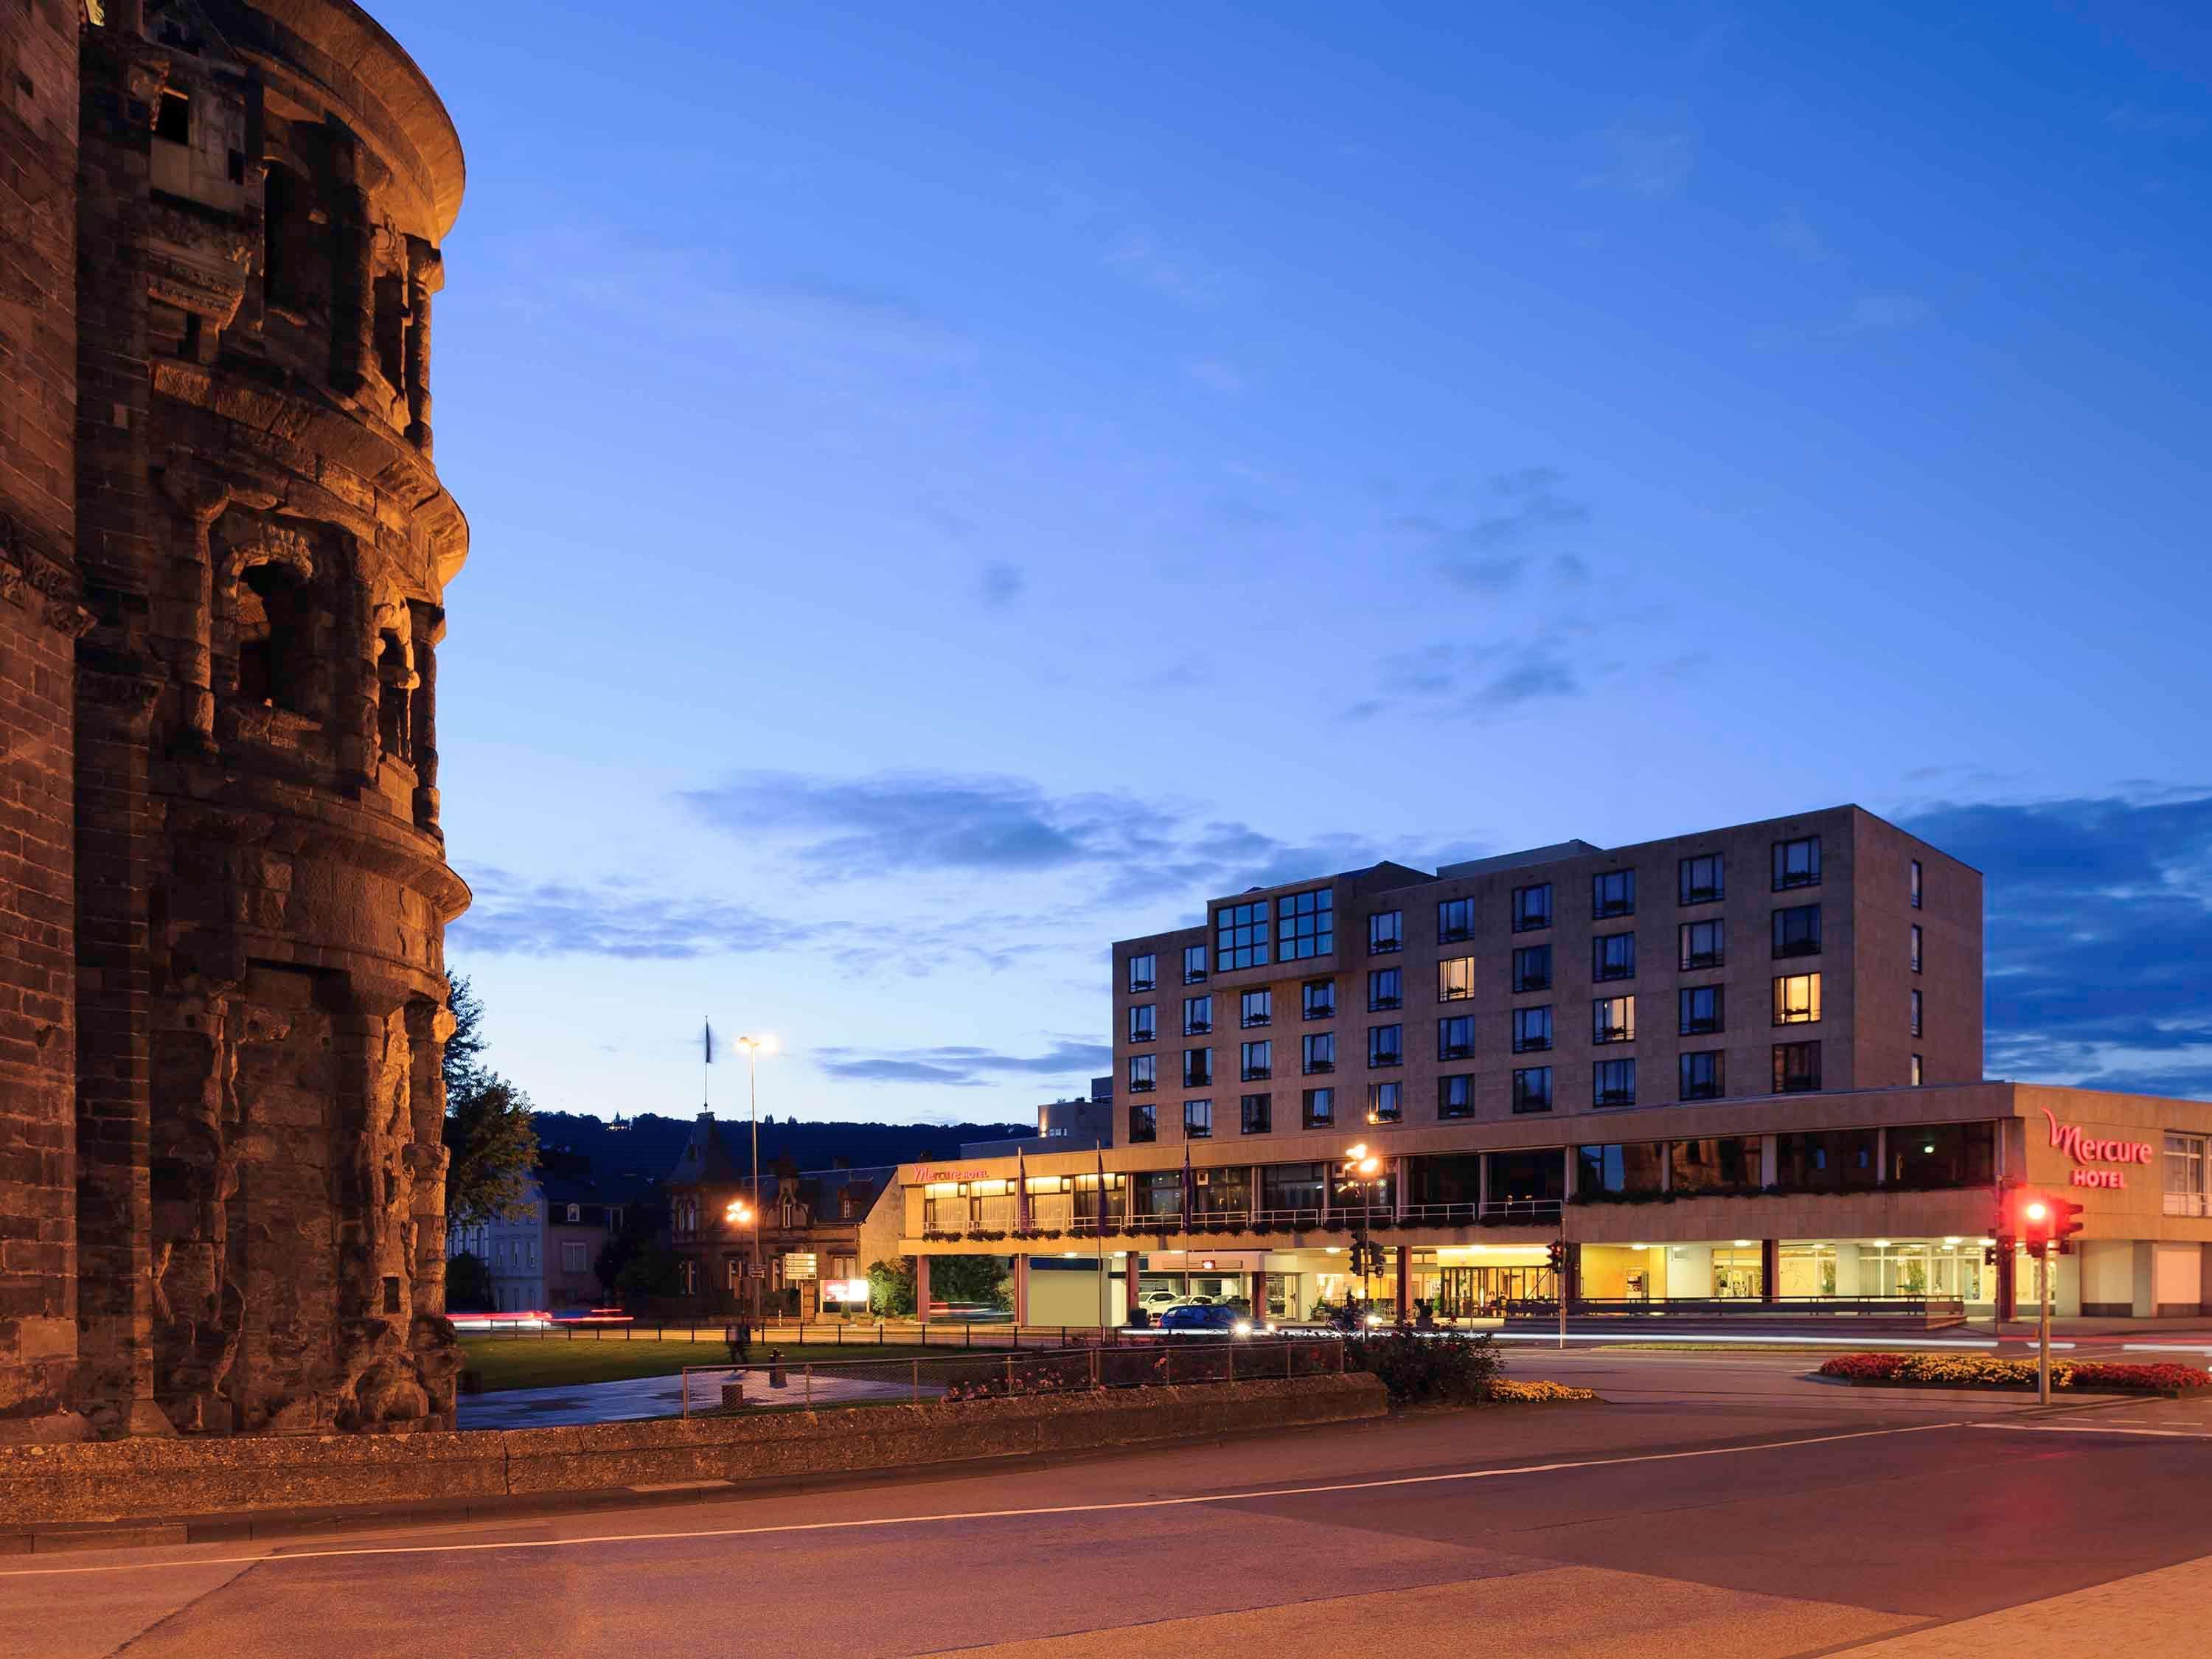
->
[2053,1197,2086,1253]
[2019,1193,2055,1258]
[1546,1240,1566,1270]
[1982,1244,2001,1268]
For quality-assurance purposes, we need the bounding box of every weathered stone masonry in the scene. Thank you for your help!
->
[0,0,470,1440]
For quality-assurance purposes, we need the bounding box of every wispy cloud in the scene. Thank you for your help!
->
[1897,790,2212,1098]
[1350,637,1587,723]
[1394,467,1592,593]
[976,561,1026,609]
[815,1039,1111,1088]
[1584,114,1697,201]
[1767,209,1828,263]
[451,868,828,960]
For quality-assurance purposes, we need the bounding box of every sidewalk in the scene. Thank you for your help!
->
[457,1368,945,1430]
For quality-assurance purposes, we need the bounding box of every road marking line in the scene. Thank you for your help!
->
[1970,1422,2212,1441]
[0,1419,1975,1580]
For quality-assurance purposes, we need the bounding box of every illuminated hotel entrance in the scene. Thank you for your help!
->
[1432,1265,1557,1315]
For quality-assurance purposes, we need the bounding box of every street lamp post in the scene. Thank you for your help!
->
[737,1035,774,1326]
[1340,1145,1382,1325]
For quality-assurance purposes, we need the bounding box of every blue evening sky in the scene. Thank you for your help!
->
[368,0,2212,1121]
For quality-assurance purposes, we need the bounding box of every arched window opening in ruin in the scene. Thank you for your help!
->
[377,630,411,763]
[237,560,310,712]
[372,272,406,389]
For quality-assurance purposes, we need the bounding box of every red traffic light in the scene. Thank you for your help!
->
[1546,1240,1566,1270]
[2014,1190,2059,1255]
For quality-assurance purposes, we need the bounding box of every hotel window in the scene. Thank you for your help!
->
[1239,1093,1272,1135]
[1183,1099,1213,1139]
[1512,882,1552,932]
[1438,956,1475,1001]
[1368,910,1403,954]
[1888,1121,1994,1187]
[1366,1080,1402,1124]
[1593,932,1635,982]
[1776,1127,1877,1190]
[1127,953,1156,992]
[1512,1004,1554,1053]
[1439,1074,1474,1120]
[1593,1057,1636,1108]
[1437,897,1476,944]
[1772,903,1821,959]
[1910,988,1923,1037]
[1910,924,1923,974]
[1593,869,1635,919]
[1278,888,1334,961]
[1678,853,1723,906]
[1670,1135,1759,1193]
[1214,900,1269,971]
[1303,1087,1335,1130]
[1512,944,1552,992]
[1183,943,1208,984]
[1911,1053,1924,1086]
[1127,1054,1156,1093]
[1127,1103,1156,1142]
[1512,1066,1554,1114]
[1183,1047,1212,1088]
[1773,835,1821,891]
[1680,1050,1725,1101]
[1302,1032,1335,1074]
[1240,1040,1272,1081]
[1773,973,1821,1025]
[1679,984,1723,1036]
[1368,1023,1403,1067]
[1910,858,1924,909]
[1577,1139,1664,1195]
[1368,967,1402,1011]
[1593,995,1635,1044]
[2164,1133,2208,1217]
[1183,994,1212,1035]
[1302,978,1336,1019]
[1438,1015,1475,1061]
[1241,988,1273,1028]
[1127,1004,1155,1043]
[1680,919,1724,971]
[1773,1040,1821,1093]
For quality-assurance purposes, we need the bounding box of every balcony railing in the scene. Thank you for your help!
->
[2163,1192,2211,1218]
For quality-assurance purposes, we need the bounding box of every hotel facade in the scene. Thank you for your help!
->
[894,807,2212,1324]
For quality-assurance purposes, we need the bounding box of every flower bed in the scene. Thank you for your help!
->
[1817,1353,2212,1394]
[1486,1380,1598,1403]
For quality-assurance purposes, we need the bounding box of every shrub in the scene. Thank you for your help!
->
[1489,1380,1597,1402]
[1816,1353,2211,1391]
[1346,1329,1504,1404]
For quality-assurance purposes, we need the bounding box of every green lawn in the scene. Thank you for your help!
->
[459,1335,939,1393]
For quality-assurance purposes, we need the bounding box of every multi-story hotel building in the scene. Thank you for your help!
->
[892,807,2212,1324]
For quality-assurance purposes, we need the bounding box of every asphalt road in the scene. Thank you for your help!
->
[18,1349,2212,1658]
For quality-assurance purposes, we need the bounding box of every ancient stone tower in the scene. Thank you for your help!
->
[0,0,470,1439]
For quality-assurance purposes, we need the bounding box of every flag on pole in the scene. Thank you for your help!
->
[703,1018,714,1065]
[1015,1145,1030,1231]
[1096,1146,1109,1234]
[1180,1143,1193,1233]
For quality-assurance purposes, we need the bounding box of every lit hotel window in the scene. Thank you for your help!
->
[1438,955,1475,1001]
[1367,1080,1402,1123]
[1773,973,1822,1026]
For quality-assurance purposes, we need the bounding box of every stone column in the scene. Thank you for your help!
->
[1012,1255,1029,1326]
[1761,1239,1779,1303]
[913,1253,930,1325]
[408,604,440,830]
[154,473,227,754]
[328,128,375,397]
[403,237,439,456]
[1394,1244,1410,1315]
[1124,1253,1141,1321]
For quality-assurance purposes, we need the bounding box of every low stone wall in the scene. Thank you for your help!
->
[0,1374,1385,1528]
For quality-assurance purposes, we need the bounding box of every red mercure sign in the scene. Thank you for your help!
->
[2042,1107,2155,1189]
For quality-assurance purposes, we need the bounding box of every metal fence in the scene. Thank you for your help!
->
[678,1337,1346,1415]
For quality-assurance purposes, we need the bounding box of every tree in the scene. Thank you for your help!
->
[616,1245,684,1302]
[441,973,540,1230]
[867,1256,916,1316]
[445,1251,493,1312]
[933,1254,1013,1311]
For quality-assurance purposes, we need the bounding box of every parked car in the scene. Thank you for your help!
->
[1138,1288,1182,1312]
[1155,1303,1253,1336]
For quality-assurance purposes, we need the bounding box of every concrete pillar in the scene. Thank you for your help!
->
[1761,1239,1779,1303]
[1253,1268,1269,1321]
[1874,1128,1888,1185]
[1395,1244,1411,1315]
[2132,1240,2157,1320]
[1394,1160,1407,1220]
[1013,1254,1030,1326]
[1125,1252,1142,1321]
[1477,1154,1490,1214]
[914,1253,931,1324]
[1760,1135,1778,1189]
[1995,1247,2017,1323]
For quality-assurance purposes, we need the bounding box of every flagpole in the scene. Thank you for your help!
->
[1097,1144,1110,1332]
